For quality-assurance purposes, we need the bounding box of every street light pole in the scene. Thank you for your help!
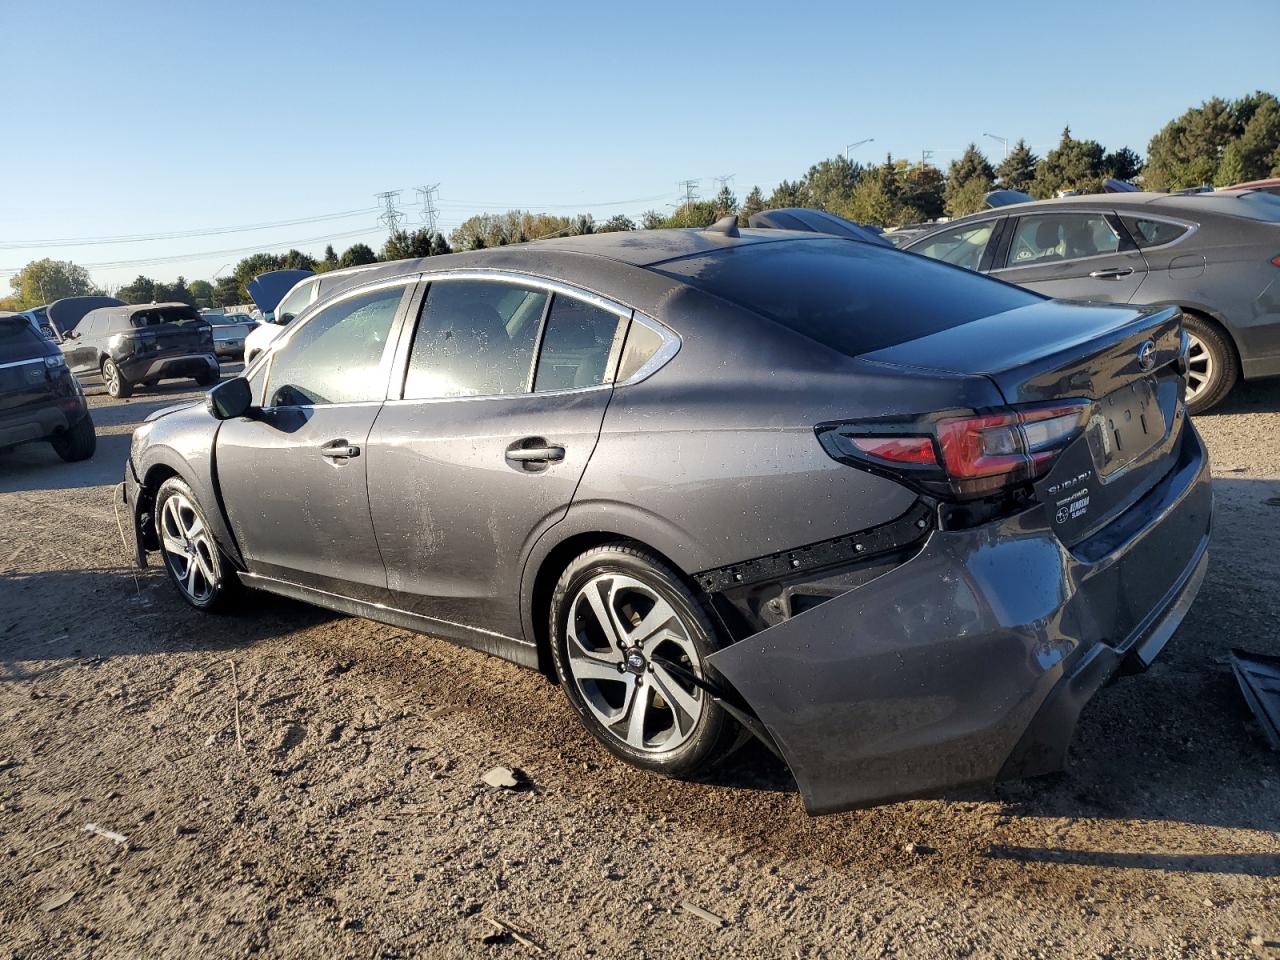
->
[845,137,874,163]
[983,133,1009,159]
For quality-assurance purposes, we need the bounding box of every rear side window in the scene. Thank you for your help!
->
[1005,213,1120,266]
[911,221,995,272]
[404,280,548,399]
[649,238,1039,356]
[0,317,45,362]
[130,307,201,327]
[1121,217,1190,248]
[533,296,621,391]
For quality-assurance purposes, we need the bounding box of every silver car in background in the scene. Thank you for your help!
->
[902,189,1280,413]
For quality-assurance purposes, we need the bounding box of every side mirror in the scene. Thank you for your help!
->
[206,376,255,420]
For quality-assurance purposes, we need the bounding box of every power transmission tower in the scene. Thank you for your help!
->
[375,190,405,234]
[921,149,935,166]
[713,173,735,192]
[415,184,441,234]
[677,179,700,210]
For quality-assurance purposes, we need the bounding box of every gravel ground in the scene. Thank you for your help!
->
[1,371,1278,959]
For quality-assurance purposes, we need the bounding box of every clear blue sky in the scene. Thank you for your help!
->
[2,0,1277,290]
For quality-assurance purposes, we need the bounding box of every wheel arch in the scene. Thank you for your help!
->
[136,445,243,568]
[524,529,710,679]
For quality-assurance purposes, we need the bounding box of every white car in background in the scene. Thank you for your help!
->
[242,264,384,365]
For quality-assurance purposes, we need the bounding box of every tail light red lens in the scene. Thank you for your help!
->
[820,400,1091,499]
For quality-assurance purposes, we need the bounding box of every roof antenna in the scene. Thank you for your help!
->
[703,215,740,238]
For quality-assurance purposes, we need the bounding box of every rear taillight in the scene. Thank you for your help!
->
[819,400,1092,499]
[1272,254,1280,267]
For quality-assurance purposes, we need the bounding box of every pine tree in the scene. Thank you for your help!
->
[995,139,1038,193]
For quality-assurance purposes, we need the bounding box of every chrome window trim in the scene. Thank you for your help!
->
[617,313,681,387]
[0,356,44,371]
[388,268,681,402]
[1118,213,1199,252]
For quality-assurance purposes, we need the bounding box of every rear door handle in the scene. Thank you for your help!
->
[505,442,565,464]
[1089,267,1134,279]
[320,440,360,460]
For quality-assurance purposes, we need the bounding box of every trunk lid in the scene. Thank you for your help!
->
[862,300,1188,546]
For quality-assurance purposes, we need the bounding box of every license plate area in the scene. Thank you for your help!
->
[1085,376,1164,478]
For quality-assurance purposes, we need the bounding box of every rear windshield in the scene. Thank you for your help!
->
[0,316,47,362]
[130,306,204,328]
[649,237,1040,355]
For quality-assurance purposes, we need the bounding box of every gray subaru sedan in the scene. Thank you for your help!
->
[121,225,1212,814]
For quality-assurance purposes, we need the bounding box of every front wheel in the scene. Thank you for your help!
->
[195,367,220,387]
[155,477,238,611]
[103,358,132,398]
[1183,314,1238,415]
[549,544,736,776]
[50,414,96,462]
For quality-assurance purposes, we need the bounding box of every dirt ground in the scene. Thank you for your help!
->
[1,369,1278,959]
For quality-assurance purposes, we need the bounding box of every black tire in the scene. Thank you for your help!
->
[103,358,132,398]
[50,414,96,462]
[196,368,220,387]
[154,476,239,612]
[549,543,737,777]
[1182,313,1238,415]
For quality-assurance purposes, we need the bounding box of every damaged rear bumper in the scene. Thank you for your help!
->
[707,423,1212,814]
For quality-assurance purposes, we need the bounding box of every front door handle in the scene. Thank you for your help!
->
[505,441,565,464]
[320,440,360,460]
[1089,267,1134,280]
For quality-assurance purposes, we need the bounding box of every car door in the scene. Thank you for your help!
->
[366,274,630,643]
[988,209,1148,302]
[214,279,414,601]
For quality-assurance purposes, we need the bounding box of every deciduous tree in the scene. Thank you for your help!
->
[7,259,98,309]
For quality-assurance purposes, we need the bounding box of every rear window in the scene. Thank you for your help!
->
[130,307,204,328]
[0,317,47,362]
[649,238,1040,356]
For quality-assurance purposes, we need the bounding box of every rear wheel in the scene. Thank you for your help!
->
[50,415,96,462]
[549,544,736,776]
[103,358,132,398]
[155,477,238,611]
[1183,314,1237,415]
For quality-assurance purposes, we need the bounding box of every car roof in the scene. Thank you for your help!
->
[119,302,198,313]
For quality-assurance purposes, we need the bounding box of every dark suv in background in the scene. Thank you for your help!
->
[57,301,219,398]
[0,311,95,460]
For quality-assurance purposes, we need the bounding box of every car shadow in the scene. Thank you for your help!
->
[1200,376,1280,416]
[0,432,133,493]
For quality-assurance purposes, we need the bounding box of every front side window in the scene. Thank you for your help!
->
[911,221,995,272]
[1121,216,1190,248]
[1005,213,1120,266]
[266,285,404,406]
[533,296,622,391]
[403,280,547,399]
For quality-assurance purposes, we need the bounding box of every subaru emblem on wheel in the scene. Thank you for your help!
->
[1138,339,1157,371]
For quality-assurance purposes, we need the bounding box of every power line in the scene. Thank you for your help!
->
[0,226,385,276]
[0,207,380,250]
[677,179,700,209]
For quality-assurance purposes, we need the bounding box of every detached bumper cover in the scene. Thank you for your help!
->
[119,353,218,383]
[707,424,1212,814]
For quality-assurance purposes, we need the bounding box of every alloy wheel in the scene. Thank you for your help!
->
[564,573,705,754]
[159,492,218,603]
[1184,332,1214,404]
